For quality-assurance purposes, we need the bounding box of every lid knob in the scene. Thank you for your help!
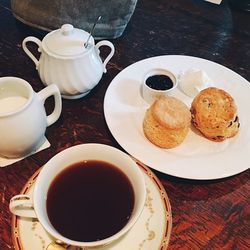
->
[61,24,74,36]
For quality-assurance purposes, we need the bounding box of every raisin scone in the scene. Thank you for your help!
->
[143,96,191,148]
[191,87,240,141]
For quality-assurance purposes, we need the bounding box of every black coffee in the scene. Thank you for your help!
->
[46,160,135,242]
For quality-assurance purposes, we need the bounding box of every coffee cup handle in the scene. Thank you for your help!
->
[9,194,37,218]
[38,84,62,127]
[95,41,115,73]
[22,36,42,69]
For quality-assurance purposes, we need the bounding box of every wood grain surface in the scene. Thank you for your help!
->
[0,0,249,249]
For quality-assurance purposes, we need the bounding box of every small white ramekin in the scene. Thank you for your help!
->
[142,68,177,104]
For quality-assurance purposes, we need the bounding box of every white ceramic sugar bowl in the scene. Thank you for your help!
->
[22,24,115,99]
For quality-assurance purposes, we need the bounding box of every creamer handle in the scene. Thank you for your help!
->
[95,41,115,73]
[9,194,37,218]
[22,36,42,69]
[37,84,62,127]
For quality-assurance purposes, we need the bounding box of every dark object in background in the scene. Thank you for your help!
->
[229,0,250,11]
[10,0,138,39]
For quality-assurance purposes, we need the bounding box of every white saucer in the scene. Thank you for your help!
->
[61,90,90,99]
[12,158,172,250]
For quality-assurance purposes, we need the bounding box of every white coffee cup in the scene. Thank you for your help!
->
[0,77,62,158]
[9,143,146,248]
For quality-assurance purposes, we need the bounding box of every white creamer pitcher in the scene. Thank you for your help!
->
[22,24,115,99]
[0,77,62,158]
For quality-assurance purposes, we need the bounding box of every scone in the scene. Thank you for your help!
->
[143,96,191,148]
[191,87,240,141]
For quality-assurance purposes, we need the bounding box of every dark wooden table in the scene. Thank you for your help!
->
[0,0,250,249]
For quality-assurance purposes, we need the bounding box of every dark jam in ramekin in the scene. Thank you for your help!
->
[145,75,173,90]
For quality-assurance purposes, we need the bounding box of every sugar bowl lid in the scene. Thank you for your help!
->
[43,24,94,57]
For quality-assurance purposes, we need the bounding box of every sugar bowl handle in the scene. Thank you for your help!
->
[22,36,42,69]
[96,41,115,73]
[9,194,37,218]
